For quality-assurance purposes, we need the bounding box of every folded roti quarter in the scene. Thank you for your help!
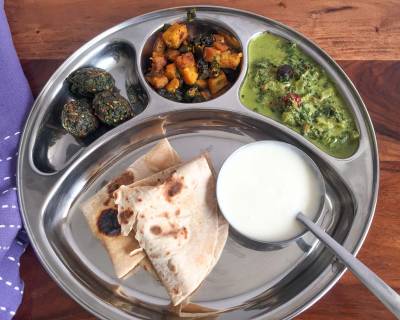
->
[81,139,181,278]
[115,155,227,305]
[116,165,181,236]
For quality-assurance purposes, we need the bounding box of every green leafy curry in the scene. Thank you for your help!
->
[240,33,359,158]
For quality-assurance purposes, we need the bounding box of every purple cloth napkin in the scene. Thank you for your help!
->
[0,1,32,318]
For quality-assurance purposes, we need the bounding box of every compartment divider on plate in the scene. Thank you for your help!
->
[17,6,378,320]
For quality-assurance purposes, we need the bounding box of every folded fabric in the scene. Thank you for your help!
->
[0,0,32,318]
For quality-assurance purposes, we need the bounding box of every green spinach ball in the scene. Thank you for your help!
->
[67,67,115,97]
[93,91,134,126]
[61,100,98,138]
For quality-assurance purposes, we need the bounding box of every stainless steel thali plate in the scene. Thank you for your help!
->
[18,6,378,320]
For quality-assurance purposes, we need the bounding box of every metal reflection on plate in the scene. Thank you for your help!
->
[18,6,378,320]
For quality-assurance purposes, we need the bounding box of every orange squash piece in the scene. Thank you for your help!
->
[162,23,188,49]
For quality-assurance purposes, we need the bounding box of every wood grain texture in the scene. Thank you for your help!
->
[5,0,400,61]
[5,1,400,319]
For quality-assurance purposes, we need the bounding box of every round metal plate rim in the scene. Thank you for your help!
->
[17,5,379,320]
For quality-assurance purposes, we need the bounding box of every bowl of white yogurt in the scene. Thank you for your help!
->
[216,140,326,247]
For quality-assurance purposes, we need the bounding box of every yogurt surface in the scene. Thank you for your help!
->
[217,141,324,242]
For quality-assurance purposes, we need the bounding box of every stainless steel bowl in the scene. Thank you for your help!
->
[216,140,327,251]
[17,6,378,320]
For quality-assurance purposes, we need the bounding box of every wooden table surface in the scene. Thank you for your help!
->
[5,0,400,319]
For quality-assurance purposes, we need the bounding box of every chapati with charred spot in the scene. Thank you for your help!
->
[80,139,181,278]
[115,155,222,305]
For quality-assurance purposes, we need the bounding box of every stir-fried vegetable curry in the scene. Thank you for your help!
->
[145,13,243,103]
[240,33,359,158]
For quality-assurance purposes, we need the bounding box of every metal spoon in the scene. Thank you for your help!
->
[217,141,400,318]
[297,212,400,318]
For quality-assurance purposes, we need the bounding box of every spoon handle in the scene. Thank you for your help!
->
[297,212,400,319]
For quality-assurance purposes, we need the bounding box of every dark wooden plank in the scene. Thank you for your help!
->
[339,61,400,144]
[16,248,95,320]
[5,0,400,61]
[21,59,62,98]
[7,1,400,319]
[13,59,400,319]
